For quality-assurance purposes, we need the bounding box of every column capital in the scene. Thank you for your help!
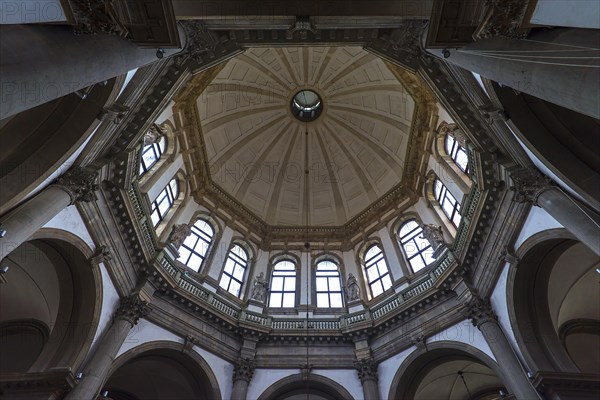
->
[114,294,149,325]
[354,357,378,383]
[53,167,99,204]
[463,295,498,329]
[232,357,255,383]
[510,168,553,205]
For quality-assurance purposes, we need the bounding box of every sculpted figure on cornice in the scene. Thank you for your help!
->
[168,223,192,248]
[176,20,221,64]
[250,272,268,303]
[53,166,99,204]
[421,224,446,256]
[346,273,361,301]
[440,122,467,146]
[143,123,167,145]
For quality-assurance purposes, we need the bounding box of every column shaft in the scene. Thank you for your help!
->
[537,188,600,255]
[66,318,132,399]
[0,25,180,119]
[0,186,71,260]
[361,379,380,400]
[479,321,541,399]
[231,379,250,400]
[428,28,600,119]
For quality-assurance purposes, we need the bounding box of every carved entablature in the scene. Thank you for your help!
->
[114,294,150,325]
[463,295,497,329]
[510,168,553,205]
[354,358,378,383]
[233,357,256,383]
[474,0,530,40]
[53,167,99,204]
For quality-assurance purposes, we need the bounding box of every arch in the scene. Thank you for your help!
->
[388,341,505,400]
[257,373,355,400]
[105,340,221,400]
[0,77,121,216]
[0,228,102,373]
[508,228,599,374]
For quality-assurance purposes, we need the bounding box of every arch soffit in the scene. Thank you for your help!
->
[106,340,222,400]
[256,373,355,400]
[388,341,501,400]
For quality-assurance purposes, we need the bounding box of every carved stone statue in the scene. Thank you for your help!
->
[143,124,167,145]
[250,272,268,303]
[346,273,360,301]
[168,224,192,248]
[421,224,446,258]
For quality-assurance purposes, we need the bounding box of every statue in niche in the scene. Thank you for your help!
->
[421,224,447,258]
[346,273,360,301]
[251,272,268,303]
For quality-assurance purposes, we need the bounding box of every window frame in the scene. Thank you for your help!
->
[363,243,393,299]
[444,133,469,174]
[398,220,435,274]
[434,179,462,228]
[150,178,179,227]
[218,243,249,298]
[268,259,298,309]
[177,218,215,272]
[139,136,166,176]
[314,258,344,309]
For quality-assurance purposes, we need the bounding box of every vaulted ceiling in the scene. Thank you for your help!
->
[195,46,416,226]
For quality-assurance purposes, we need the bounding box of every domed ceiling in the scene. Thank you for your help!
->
[196,46,416,227]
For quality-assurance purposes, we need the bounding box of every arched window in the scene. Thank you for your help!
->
[269,260,296,308]
[219,244,248,297]
[445,134,469,173]
[139,136,166,176]
[398,220,435,273]
[150,179,179,227]
[364,244,392,298]
[315,259,343,308]
[177,219,214,272]
[434,179,462,227]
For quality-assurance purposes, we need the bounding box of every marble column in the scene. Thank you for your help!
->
[465,295,541,399]
[511,169,600,255]
[354,358,380,400]
[0,24,181,119]
[231,357,255,400]
[428,28,600,119]
[0,167,98,261]
[66,294,149,399]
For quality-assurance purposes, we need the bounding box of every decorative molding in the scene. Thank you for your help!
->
[233,357,256,383]
[510,168,553,205]
[53,167,99,204]
[182,335,197,353]
[89,245,113,265]
[463,295,497,329]
[498,245,519,264]
[354,357,378,383]
[114,294,150,325]
[474,0,530,40]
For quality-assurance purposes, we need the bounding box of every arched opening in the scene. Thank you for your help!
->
[103,346,220,400]
[0,233,100,373]
[510,233,600,375]
[257,374,354,400]
[390,346,506,400]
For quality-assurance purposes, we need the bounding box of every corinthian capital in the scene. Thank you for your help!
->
[114,295,150,325]
[354,358,378,383]
[53,167,99,204]
[510,169,553,205]
[233,357,255,383]
[463,295,497,329]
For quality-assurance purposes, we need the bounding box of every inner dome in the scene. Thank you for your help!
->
[196,46,417,227]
